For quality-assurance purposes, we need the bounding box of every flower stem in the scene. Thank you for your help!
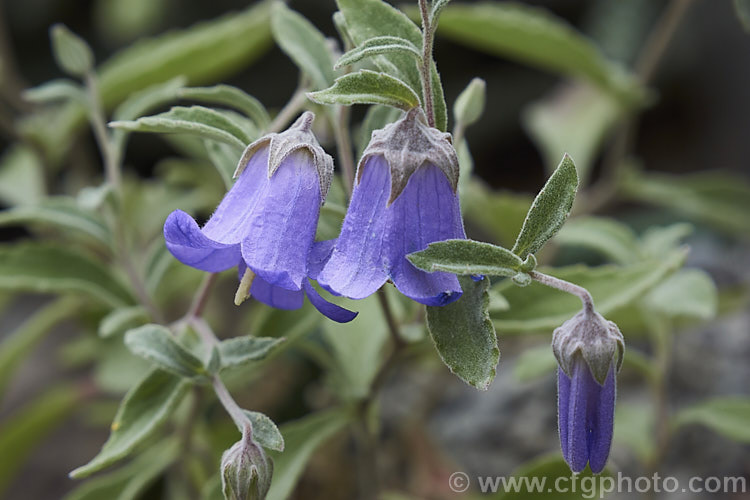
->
[529,270,595,314]
[268,84,309,134]
[418,0,436,128]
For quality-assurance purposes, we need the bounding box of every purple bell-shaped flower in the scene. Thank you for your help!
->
[318,108,466,306]
[553,306,624,473]
[163,112,356,323]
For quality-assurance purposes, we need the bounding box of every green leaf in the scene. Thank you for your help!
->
[219,336,286,369]
[0,298,79,399]
[50,24,94,77]
[336,0,448,130]
[98,306,149,338]
[426,276,499,390]
[434,2,643,103]
[110,105,250,149]
[513,344,556,382]
[22,79,87,105]
[242,411,284,452]
[70,369,190,478]
[271,3,335,91]
[64,440,178,500]
[673,397,750,443]
[408,239,522,276]
[336,36,422,69]
[0,145,45,207]
[266,408,351,500]
[523,82,623,182]
[613,402,654,463]
[0,197,112,247]
[124,324,207,378]
[512,154,578,258]
[0,243,134,307]
[734,0,750,32]
[491,249,687,333]
[309,70,421,111]
[554,216,640,265]
[177,85,270,129]
[430,0,453,25]
[642,269,718,321]
[621,169,750,238]
[453,77,486,128]
[0,385,80,496]
[493,453,611,500]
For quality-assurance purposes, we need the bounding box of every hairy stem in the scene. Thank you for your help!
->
[418,0,436,128]
[529,270,595,314]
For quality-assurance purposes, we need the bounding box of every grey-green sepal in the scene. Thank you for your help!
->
[221,423,273,500]
[552,308,625,385]
[234,111,334,202]
[359,107,459,205]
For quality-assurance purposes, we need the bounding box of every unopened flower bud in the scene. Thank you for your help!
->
[221,424,273,500]
[552,307,624,385]
[359,107,459,204]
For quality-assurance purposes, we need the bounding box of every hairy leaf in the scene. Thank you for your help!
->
[219,336,286,369]
[242,411,285,452]
[408,239,522,276]
[124,324,206,378]
[336,35,422,69]
[426,276,499,390]
[70,370,190,478]
[178,85,270,128]
[512,154,578,258]
[309,70,421,110]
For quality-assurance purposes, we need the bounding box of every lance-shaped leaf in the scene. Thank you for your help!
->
[242,411,285,452]
[70,370,190,478]
[554,216,641,265]
[308,70,421,111]
[336,0,448,130]
[0,243,134,307]
[219,336,286,369]
[512,153,578,258]
[271,3,334,90]
[109,106,250,149]
[98,306,149,338]
[22,79,86,106]
[408,239,523,276]
[335,36,422,69]
[124,324,206,378]
[50,24,94,77]
[426,276,499,390]
[177,85,270,128]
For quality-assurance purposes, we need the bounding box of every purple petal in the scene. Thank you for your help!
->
[202,147,269,244]
[557,367,571,462]
[318,156,390,299]
[587,366,616,473]
[308,239,336,280]
[241,150,321,291]
[240,261,304,310]
[386,164,466,306]
[303,281,358,323]
[164,210,241,272]
[565,358,592,473]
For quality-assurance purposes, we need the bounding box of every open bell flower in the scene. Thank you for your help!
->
[318,108,466,306]
[163,112,356,323]
[553,306,624,473]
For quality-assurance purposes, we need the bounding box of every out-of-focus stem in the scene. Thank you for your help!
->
[268,85,309,133]
[85,72,121,192]
[334,104,355,197]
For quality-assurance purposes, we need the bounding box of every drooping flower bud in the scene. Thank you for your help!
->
[553,307,624,474]
[318,108,467,306]
[221,424,273,500]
